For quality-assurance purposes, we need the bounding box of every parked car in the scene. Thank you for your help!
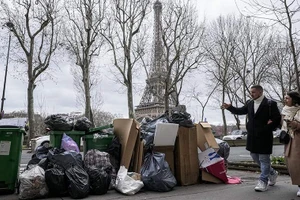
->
[29,135,50,151]
[30,135,50,151]
[222,130,247,140]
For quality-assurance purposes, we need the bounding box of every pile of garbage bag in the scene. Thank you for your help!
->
[44,114,92,131]
[21,141,114,199]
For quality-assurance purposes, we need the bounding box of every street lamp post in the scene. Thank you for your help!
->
[0,22,14,120]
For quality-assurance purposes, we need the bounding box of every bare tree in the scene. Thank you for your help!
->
[231,16,274,102]
[71,64,103,113]
[0,0,62,143]
[101,0,151,118]
[189,82,219,122]
[265,35,298,103]
[161,0,206,111]
[204,15,237,134]
[205,14,276,132]
[240,0,300,91]
[93,110,121,126]
[63,0,107,123]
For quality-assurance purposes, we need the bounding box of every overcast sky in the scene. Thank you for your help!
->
[0,0,246,125]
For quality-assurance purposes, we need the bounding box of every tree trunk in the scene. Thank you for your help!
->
[222,86,227,136]
[127,81,134,118]
[27,81,35,146]
[164,91,169,114]
[83,64,92,121]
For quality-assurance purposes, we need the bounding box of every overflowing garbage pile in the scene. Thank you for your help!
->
[19,111,235,199]
[20,135,115,199]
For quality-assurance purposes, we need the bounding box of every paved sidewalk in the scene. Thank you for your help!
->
[0,169,298,200]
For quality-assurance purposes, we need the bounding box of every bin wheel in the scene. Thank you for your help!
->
[16,179,20,194]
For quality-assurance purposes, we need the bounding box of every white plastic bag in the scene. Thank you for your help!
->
[115,166,144,195]
[19,166,49,200]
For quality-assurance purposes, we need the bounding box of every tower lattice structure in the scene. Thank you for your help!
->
[135,0,174,119]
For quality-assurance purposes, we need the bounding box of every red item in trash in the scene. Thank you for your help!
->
[226,176,242,184]
[205,159,228,183]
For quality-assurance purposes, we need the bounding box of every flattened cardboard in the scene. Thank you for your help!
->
[201,170,223,184]
[153,145,175,174]
[175,127,199,186]
[198,147,223,168]
[196,123,219,151]
[132,134,144,173]
[153,123,178,146]
[113,119,139,169]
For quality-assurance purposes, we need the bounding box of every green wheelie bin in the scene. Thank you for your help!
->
[49,130,85,150]
[83,124,114,155]
[0,126,25,193]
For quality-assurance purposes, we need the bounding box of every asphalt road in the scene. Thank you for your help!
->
[227,144,284,162]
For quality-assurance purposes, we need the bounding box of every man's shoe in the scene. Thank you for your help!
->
[268,171,278,186]
[297,187,300,197]
[254,180,268,192]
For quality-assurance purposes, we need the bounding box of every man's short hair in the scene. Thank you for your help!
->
[250,85,263,91]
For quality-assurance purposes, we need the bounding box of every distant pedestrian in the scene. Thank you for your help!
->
[221,85,281,192]
[281,91,300,197]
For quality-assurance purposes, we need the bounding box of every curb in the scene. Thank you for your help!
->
[228,161,288,175]
[225,138,281,147]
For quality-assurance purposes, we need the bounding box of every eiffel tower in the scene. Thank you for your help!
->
[135,0,174,119]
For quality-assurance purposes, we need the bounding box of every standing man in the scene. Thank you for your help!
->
[222,85,281,192]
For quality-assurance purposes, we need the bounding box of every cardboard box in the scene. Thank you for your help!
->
[153,145,175,174]
[132,134,144,173]
[175,127,199,186]
[201,170,223,184]
[196,123,219,152]
[113,119,139,170]
[153,123,178,146]
[198,147,223,168]
[151,123,178,174]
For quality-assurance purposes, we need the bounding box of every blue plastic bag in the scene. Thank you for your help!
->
[61,133,80,152]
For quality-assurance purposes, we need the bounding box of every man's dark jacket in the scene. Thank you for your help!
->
[227,97,281,154]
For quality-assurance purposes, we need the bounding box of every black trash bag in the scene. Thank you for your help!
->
[65,165,90,199]
[44,114,74,131]
[38,158,49,170]
[140,113,170,149]
[170,110,194,127]
[74,117,92,131]
[35,145,50,160]
[47,149,83,170]
[45,167,68,197]
[62,150,83,167]
[137,116,153,125]
[26,157,41,170]
[216,139,230,160]
[106,136,122,171]
[141,152,177,192]
[215,138,230,171]
[87,167,111,195]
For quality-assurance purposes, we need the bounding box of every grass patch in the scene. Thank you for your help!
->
[271,155,285,165]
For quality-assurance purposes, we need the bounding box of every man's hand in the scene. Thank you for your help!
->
[221,103,231,110]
